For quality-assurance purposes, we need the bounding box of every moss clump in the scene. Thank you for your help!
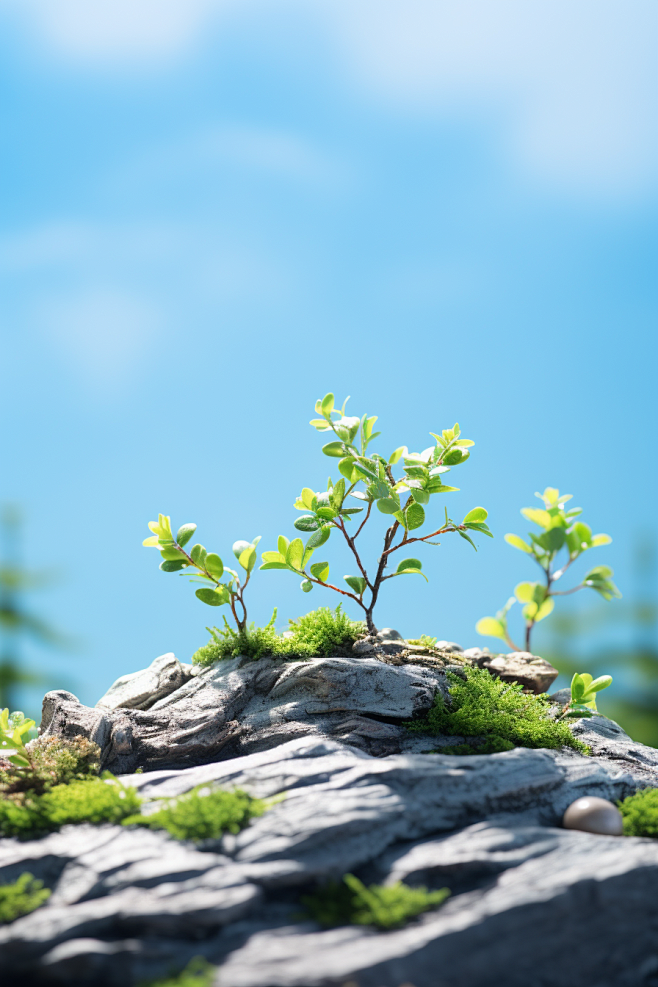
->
[618,787,658,837]
[192,606,365,666]
[436,737,515,755]
[138,958,215,987]
[0,775,142,839]
[123,785,266,842]
[301,873,450,930]
[0,736,101,798]
[406,667,588,755]
[0,872,51,923]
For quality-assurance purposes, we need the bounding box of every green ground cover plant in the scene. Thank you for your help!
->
[138,957,215,987]
[618,787,658,838]
[260,393,491,633]
[191,605,364,666]
[123,785,266,842]
[1,732,101,797]
[557,672,613,721]
[301,873,450,929]
[476,487,619,652]
[0,775,141,838]
[406,667,588,754]
[0,872,51,923]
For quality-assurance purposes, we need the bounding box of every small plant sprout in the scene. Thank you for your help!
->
[476,487,620,652]
[0,709,36,770]
[260,393,492,634]
[558,672,613,720]
[143,515,260,632]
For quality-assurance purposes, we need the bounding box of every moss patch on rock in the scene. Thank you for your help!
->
[138,958,215,987]
[618,787,658,837]
[123,785,266,842]
[0,872,51,923]
[0,736,101,798]
[301,873,450,930]
[192,605,365,666]
[0,775,142,839]
[406,667,588,754]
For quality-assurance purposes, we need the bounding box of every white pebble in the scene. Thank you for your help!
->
[563,797,623,836]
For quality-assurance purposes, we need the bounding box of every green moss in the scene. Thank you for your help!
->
[436,737,515,755]
[137,958,215,987]
[192,606,365,666]
[301,873,450,930]
[618,787,658,837]
[0,775,142,838]
[123,785,266,842]
[0,736,101,798]
[0,872,51,923]
[406,667,588,755]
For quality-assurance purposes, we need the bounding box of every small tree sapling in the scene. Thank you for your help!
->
[260,393,492,634]
[476,487,620,652]
[143,516,260,632]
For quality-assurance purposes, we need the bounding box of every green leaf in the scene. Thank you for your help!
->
[464,522,494,538]
[571,673,586,702]
[301,488,317,510]
[259,562,290,570]
[316,506,337,520]
[322,441,345,458]
[515,581,540,604]
[338,456,357,480]
[397,558,422,573]
[591,533,612,547]
[388,446,406,465]
[286,538,304,570]
[261,551,285,564]
[463,507,488,524]
[395,567,428,581]
[321,392,334,416]
[376,497,399,515]
[583,674,613,696]
[586,565,614,581]
[457,529,477,551]
[427,481,459,494]
[475,617,507,639]
[309,418,331,431]
[277,535,290,558]
[573,521,592,546]
[393,510,407,528]
[520,507,552,529]
[443,449,466,466]
[294,515,321,532]
[406,503,425,530]
[195,587,229,606]
[330,477,346,510]
[306,525,331,550]
[543,527,566,552]
[160,546,185,561]
[205,553,224,579]
[505,533,533,554]
[410,487,430,506]
[159,560,186,572]
[301,579,313,593]
[176,524,197,548]
[238,546,257,572]
[310,561,330,582]
[340,507,363,516]
[344,575,367,595]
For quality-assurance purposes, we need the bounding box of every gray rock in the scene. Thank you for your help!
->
[95,653,189,711]
[376,628,404,642]
[2,733,658,985]
[434,641,463,653]
[472,650,559,695]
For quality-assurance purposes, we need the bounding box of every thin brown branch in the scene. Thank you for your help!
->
[353,501,372,539]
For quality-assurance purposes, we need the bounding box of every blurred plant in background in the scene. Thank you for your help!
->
[0,506,72,713]
[538,536,658,747]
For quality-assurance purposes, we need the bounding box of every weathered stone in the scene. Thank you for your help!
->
[472,650,558,694]
[95,653,189,711]
[376,628,404,642]
[563,796,624,835]
[434,641,463,653]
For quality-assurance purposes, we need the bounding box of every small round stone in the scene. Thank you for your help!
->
[562,797,623,836]
[377,628,404,641]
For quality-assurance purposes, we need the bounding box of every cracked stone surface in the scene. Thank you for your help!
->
[2,718,658,986]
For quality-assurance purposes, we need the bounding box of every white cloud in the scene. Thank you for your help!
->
[324,0,658,198]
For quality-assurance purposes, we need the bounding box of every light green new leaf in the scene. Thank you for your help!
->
[286,538,304,571]
[523,598,555,622]
[278,535,290,558]
[389,446,407,464]
[238,546,257,573]
[259,562,290,570]
[310,561,330,582]
[262,551,285,564]
[190,544,207,567]
[232,540,251,560]
[515,581,540,604]
[475,617,507,640]
[573,522,592,546]
[321,392,334,416]
[463,507,488,524]
[397,558,422,573]
[195,587,229,607]
[301,579,313,593]
[457,529,477,551]
[591,533,612,547]
[309,418,331,431]
[505,533,533,554]
[406,503,425,530]
[521,508,552,529]
[301,488,316,510]
[160,546,185,561]
[176,524,197,548]
[205,553,224,579]
[395,567,428,581]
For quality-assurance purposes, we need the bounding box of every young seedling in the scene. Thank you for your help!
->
[558,672,613,720]
[476,487,620,652]
[143,516,260,632]
[0,709,36,770]
[260,393,491,634]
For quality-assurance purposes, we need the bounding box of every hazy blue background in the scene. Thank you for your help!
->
[1,1,656,715]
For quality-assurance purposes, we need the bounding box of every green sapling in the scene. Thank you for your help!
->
[558,672,613,720]
[260,392,492,634]
[0,709,36,770]
[143,516,260,632]
[476,487,620,652]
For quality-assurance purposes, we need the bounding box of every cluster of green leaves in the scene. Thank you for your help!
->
[0,775,142,838]
[558,672,613,721]
[123,785,266,842]
[191,606,365,666]
[1,735,101,797]
[138,958,215,987]
[406,634,438,648]
[0,872,51,924]
[0,708,36,770]
[144,515,260,630]
[261,393,491,630]
[618,787,658,838]
[476,488,620,651]
[406,667,588,754]
[300,873,450,930]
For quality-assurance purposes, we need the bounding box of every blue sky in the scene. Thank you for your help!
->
[1,0,656,710]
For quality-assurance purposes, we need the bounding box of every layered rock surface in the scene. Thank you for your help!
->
[3,643,658,986]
